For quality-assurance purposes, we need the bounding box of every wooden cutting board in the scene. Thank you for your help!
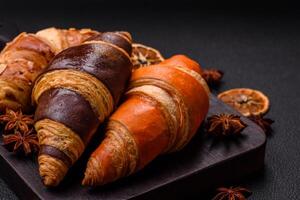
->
[0,96,266,199]
[0,95,266,200]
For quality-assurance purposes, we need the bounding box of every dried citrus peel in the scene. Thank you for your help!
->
[218,88,270,117]
[131,43,164,70]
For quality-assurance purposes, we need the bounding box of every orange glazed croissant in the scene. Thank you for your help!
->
[32,31,133,186]
[83,55,210,186]
[0,27,98,112]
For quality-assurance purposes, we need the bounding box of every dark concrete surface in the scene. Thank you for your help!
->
[0,4,299,199]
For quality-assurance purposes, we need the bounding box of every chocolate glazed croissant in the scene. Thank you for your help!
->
[32,31,133,186]
[0,27,98,112]
[82,55,210,186]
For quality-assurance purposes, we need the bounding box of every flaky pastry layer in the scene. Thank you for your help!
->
[0,79,31,111]
[36,27,98,54]
[83,120,138,185]
[38,155,69,187]
[129,78,189,153]
[33,69,113,121]
[127,85,179,152]
[35,119,85,164]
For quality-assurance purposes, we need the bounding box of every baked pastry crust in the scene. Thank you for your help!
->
[0,27,98,112]
[83,55,209,186]
[32,31,133,186]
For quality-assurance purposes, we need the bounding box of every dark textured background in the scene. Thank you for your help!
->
[0,2,300,199]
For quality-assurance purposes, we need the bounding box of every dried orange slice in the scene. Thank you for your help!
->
[218,88,270,117]
[131,43,164,70]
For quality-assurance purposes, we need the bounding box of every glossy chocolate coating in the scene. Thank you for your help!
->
[44,42,132,103]
[39,145,73,167]
[86,32,132,55]
[35,88,99,144]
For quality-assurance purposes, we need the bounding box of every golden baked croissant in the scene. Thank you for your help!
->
[82,55,210,186]
[32,31,133,186]
[0,27,98,112]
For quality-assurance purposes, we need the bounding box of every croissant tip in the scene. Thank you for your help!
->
[38,154,69,187]
[82,170,99,186]
[82,157,104,186]
[42,175,59,187]
[82,165,95,186]
[81,176,91,186]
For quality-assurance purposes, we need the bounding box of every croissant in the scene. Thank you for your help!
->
[32,31,133,186]
[0,27,98,112]
[82,55,210,186]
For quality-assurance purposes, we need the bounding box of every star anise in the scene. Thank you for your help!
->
[206,114,247,137]
[2,129,39,155]
[212,186,252,200]
[248,114,274,135]
[202,69,224,87]
[0,108,34,133]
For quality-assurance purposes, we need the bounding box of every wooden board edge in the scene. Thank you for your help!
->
[132,139,266,199]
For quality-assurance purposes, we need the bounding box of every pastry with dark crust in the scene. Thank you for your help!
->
[0,27,98,113]
[32,32,133,187]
